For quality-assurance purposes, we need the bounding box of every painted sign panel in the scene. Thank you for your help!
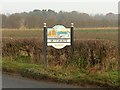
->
[47,25,71,49]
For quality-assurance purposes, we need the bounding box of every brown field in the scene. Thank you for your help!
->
[2,28,118,42]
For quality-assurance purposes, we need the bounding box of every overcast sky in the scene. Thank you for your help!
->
[0,0,119,15]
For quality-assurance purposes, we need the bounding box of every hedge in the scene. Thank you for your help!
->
[2,38,118,71]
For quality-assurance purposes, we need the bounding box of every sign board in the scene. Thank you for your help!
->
[43,23,74,67]
[47,25,71,49]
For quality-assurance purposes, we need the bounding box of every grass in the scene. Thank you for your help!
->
[2,58,120,88]
[2,28,119,88]
[74,29,118,41]
[2,28,118,41]
[2,29,42,38]
[15,56,30,63]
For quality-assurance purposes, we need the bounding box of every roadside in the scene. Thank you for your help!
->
[3,74,82,88]
[2,60,119,89]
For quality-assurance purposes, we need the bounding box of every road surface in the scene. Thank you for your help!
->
[2,74,81,88]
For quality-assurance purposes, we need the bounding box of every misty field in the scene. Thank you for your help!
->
[2,28,118,41]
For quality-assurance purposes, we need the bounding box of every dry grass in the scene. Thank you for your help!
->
[2,28,118,41]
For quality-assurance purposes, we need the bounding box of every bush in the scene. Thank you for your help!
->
[2,38,118,71]
[73,40,118,71]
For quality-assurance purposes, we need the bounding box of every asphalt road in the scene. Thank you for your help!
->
[2,74,81,88]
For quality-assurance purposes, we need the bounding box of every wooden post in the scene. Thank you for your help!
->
[71,23,74,63]
[43,23,47,67]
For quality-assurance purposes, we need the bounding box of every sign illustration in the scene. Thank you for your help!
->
[47,25,71,49]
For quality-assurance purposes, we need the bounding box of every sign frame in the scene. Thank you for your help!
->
[43,23,74,67]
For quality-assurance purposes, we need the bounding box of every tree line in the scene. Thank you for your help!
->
[1,9,118,28]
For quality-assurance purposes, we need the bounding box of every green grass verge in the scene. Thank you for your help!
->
[2,59,120,88]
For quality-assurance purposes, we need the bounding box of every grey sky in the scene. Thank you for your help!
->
[0,1,118,15]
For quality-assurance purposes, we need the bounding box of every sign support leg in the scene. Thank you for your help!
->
[43,23,47,67]
[71,23,74,63]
